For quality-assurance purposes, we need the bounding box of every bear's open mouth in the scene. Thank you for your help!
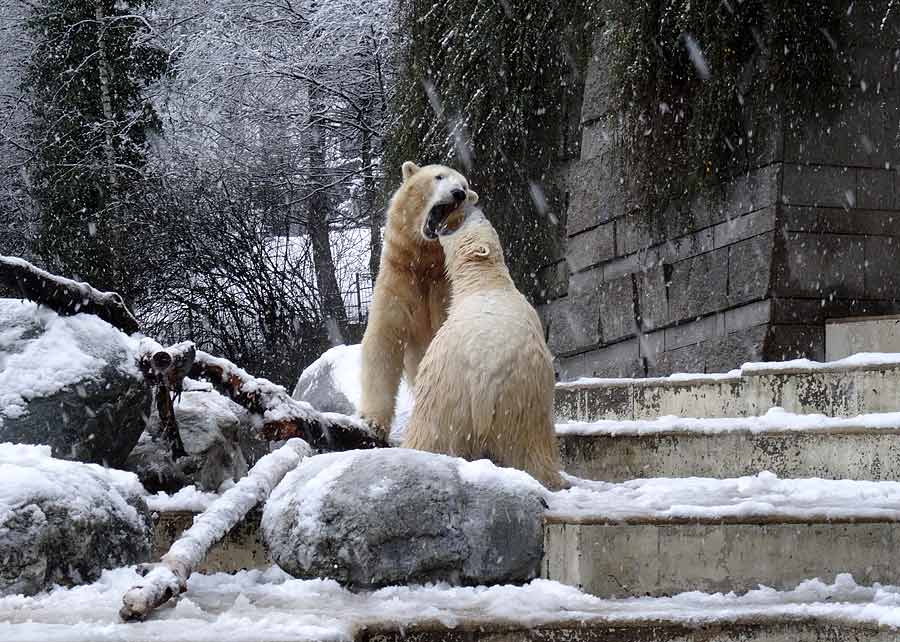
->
[422,201,460,240]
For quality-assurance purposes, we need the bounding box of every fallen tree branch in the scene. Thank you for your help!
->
[137,340,386,451]
[189,348,385,450]
[137,341,196,460]
[0,255,140,334]
[120,438,311,621]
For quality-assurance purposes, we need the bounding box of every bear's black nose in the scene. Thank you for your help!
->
[451,188,466,203]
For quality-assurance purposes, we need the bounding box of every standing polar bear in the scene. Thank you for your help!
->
[359,161,478,441]
[402,209,564,489]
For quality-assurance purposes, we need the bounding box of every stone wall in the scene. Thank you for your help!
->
[539,1,900,380]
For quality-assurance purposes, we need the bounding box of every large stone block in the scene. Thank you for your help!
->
[784,97,889,168]
[781,164,856,208]
[768,324,826,361]
[718,164,781,221]
[566,156,625,235]
[635,266,668,330]
[864,236,900,298]
[781,205,900,236]
[857,168,894,209]
[703,325,768,373]
[667,248,730,321]
[712,207,776,249]
[728,232,774,305]
[597,274,636,344]
[664,315,722,352]
[566,223,615,273]
[547,293,599,355]
[774,232,866,299]
[581,27,617,124]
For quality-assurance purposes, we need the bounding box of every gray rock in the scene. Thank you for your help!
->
[292,344,360,416]
[292,344,414,441]
[125,382,268,493]
[261,449,546,588]
[0,299,150,468]
[0,443,151,597]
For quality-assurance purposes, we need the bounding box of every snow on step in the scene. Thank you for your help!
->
[555,353,900,422]
[4,566,900,641]
[544,473,900,597]
[557,408,900,481]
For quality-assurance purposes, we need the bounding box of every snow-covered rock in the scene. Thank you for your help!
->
[125,379,269,492]
[261,448,547,588]
[292,344,413,441]
[0,443,151,597]
[0,299,150,467]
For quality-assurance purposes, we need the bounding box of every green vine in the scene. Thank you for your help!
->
[611,0,847,209]
[385,0,601,296]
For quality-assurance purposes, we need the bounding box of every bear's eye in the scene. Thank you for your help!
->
[435,174,445,181]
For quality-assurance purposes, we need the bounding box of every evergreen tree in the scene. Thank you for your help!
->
[25,0,167,302]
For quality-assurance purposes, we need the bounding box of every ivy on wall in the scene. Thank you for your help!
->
[385,0,600,297]
[611,0,846,208]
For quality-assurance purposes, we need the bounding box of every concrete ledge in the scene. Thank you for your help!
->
[151,509,269,572]
[556,363,900,421]
[361,622,891,642]
[542,520,900,598]
[558,429,900,481]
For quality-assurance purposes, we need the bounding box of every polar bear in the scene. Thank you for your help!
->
[359,161,478,441]
[402,209,564,489]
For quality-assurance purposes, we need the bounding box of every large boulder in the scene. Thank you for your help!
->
[0,299,150,467]
[125,379,269,492]
[292,344,413,441]
[0,443,152,597]
[261,449,547,588]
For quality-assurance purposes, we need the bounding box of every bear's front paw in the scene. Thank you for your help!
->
[359,415,391,444]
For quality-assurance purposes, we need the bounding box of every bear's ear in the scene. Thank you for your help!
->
[463,242,491,260]
[466,189,479,205]
[402,161,421,180]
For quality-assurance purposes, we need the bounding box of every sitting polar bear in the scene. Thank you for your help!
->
[359,161,478,442]
[402,209,564,489]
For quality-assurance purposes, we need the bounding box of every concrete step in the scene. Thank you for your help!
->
[150,509,270,572]
[544,474,900,598]
[555,354,900,423]
[557,409,900,481]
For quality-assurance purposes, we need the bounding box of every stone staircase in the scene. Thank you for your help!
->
[547,355,900,604]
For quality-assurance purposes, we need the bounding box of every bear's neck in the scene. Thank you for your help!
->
[383,227,445,282]
[450,262,514,297]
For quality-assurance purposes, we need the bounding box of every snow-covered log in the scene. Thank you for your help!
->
[188,348,385,450]
[119,438,311,621]
[0,255,140,334]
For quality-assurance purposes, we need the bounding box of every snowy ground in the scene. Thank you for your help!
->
[3,567,900,641]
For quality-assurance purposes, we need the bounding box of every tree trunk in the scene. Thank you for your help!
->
[306,89,347,341]
[361,110,382,278]
[94,2,117,190]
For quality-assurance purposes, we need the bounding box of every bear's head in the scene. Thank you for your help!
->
[392,161,479,242]
[437,207,508,278]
